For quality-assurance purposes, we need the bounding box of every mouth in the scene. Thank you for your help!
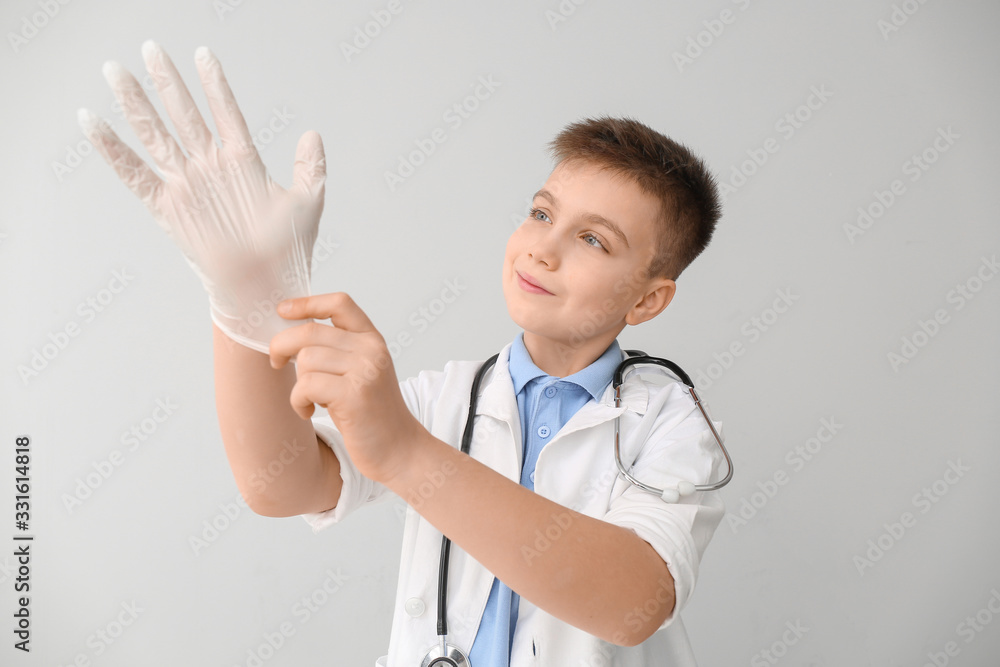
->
[516,270,554,295]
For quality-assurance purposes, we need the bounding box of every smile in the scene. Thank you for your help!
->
[516,271,553,295]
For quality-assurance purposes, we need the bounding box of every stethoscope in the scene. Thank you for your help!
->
[419,349,735,666]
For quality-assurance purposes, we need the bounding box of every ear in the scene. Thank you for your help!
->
[625,278,676,326]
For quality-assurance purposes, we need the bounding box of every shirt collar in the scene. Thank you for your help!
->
[508,331,623,401]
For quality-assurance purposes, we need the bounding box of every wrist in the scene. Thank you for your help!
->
[379,420,444,493]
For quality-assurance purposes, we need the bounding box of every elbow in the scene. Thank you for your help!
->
[237,485,297,518]
[612,573,676,647]
[237,479,339,518]
[247,501,290,518]
[240,490,285,517]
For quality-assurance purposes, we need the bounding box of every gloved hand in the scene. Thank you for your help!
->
[78,41,326,354]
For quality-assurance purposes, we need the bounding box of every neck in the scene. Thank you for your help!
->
[521,328,622,377]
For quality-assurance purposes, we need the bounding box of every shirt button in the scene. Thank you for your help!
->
[537,425,550,438]
[404,597,425,617]
[544,386,557,398]
[529,471,536,483]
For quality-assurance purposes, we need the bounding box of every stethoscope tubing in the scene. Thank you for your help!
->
[613,352,734,497]
[429,352,499,665]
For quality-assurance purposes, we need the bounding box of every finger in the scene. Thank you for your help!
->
[291,130,326,197]
[277,293,378,334]
[282,343,352,375]
[78,108,165,216]
[141,40,214,158]
[288,374,317,419]
[103,60,186,175]
[193,46,257,155]
[289,372,348,420]
[268,320,354,369]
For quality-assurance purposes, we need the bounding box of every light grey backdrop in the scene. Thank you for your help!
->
[2,0,998,665]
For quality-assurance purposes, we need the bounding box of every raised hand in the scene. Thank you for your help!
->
[78,41,326,353]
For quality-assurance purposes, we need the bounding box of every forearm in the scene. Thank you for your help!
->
[212,323,341,516]
[384,428,674,646]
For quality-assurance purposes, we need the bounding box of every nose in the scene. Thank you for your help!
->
[526,224,563,268]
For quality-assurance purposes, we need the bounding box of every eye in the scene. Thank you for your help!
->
[528,207,550,222]
[582,233,606,251]
[529,207,608,251]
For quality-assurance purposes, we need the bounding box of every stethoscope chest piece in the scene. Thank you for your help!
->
[420,643,471,667]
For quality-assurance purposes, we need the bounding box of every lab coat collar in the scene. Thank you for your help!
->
[476,341,649,430]
[508,332,624,402]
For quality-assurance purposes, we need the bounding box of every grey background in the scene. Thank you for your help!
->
[2,0,999,665]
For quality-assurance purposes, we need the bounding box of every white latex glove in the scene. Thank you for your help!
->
[78,40,325,354]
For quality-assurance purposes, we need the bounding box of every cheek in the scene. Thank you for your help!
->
[578,267,633,312]
[504,228,531,268]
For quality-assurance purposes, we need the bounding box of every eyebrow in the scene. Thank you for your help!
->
[533,189,630,249]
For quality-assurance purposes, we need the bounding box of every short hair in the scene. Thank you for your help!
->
[547,115,721,281]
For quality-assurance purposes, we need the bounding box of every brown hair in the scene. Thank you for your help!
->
[547,115,721,280]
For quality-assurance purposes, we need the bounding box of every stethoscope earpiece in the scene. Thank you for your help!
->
[678,481,697,496]
[660,481,697,503]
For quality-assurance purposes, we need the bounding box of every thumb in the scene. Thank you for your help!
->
[291,130,326,197]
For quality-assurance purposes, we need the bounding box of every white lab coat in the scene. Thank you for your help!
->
[302,340,726,666]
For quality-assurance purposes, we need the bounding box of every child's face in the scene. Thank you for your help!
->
[502,159,670,350]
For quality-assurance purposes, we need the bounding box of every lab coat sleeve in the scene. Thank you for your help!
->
[601,381,727,633]
[299,371,435,533]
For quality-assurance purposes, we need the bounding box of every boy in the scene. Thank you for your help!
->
[81,42,726,666]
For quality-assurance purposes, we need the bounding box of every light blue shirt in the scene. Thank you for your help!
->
[468,332,622,666]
